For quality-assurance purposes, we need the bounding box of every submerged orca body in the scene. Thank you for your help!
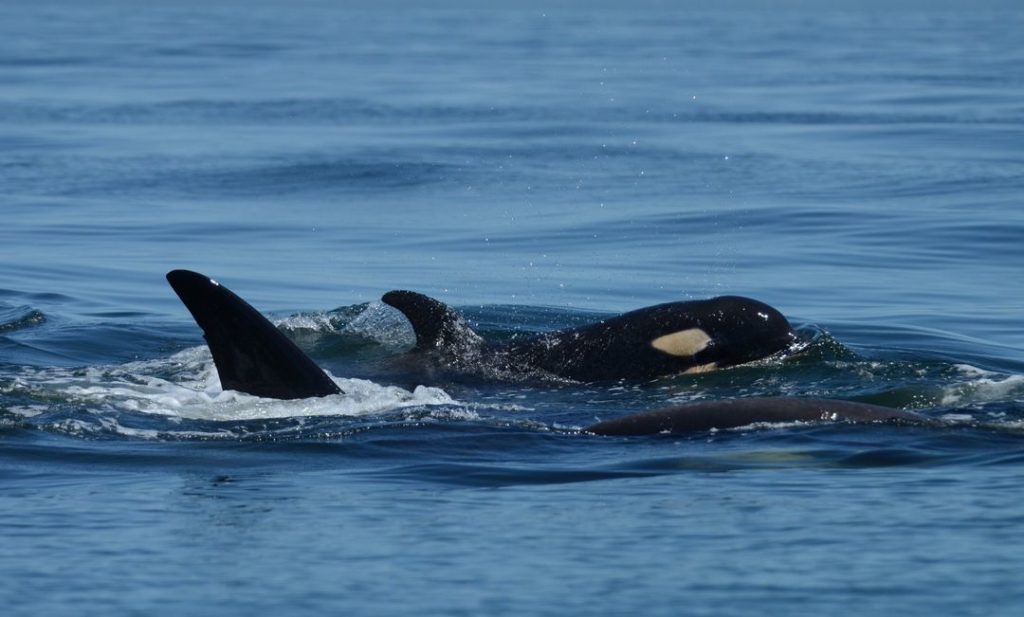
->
[166,270,341,400]
[382,291,797,382]
[585,397,938,435]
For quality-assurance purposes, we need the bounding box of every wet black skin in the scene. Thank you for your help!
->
[166,271,935,436]
[585,397,938,435]
[382,291,798,382]
[166,270,341,400]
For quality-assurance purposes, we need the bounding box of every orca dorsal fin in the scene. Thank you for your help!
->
[382,290,484,353]
[166,270,342,400]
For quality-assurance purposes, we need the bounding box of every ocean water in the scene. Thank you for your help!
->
[3,2,1024,615]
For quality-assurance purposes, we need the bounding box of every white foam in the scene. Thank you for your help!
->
[953,364,994,378]
[940,364,1024,406]
[728,420,813,432]
[6,346,455,422]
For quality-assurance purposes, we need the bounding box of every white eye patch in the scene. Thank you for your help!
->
[650,328,712,357]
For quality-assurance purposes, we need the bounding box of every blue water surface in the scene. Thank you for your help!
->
[2,2,1024,615]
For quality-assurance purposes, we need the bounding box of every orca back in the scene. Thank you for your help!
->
[587,397,936,435]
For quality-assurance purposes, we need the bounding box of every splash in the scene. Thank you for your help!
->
[3,345,454,422]
[275,302,415,348]
[940,365,1024,407]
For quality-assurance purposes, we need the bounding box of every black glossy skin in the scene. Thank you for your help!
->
[383,292,797,382]
[165,273,941,436]
[505,296,797,381]
[586,397,938,435]
[166,270,342,400]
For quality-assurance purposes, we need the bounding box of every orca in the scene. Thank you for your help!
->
[167,270,795,392]
[165,270,937,435]
[585,397,939,435]
[382,291,798,382]
[166,270,342,400]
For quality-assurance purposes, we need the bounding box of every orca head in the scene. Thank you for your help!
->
[689,295,797,368]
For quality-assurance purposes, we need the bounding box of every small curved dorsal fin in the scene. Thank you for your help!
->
[166,270,342,400]
[382,290,483,352]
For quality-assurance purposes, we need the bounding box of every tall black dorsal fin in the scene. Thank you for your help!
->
[166,270,342,400]
[381,290,483,352]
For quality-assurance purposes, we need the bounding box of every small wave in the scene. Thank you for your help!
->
[190,158,452,196]
[0,305,46,332]
[6,98,1020,127]
[940,365,1024,407]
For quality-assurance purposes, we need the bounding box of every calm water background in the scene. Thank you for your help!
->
[2,1,1024,615]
